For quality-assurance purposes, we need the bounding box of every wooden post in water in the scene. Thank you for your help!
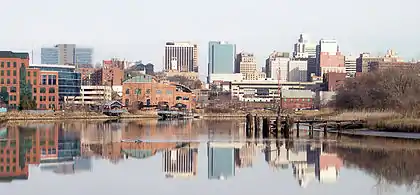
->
[337,122,342,139]
[296,121,300,138]
[275,116,280,138]
[323,122,328,138]
[246,114,253,138]
[262,117,270,138]
[283,115,290,139]
[309,121,314,138]
[254,115,260,138]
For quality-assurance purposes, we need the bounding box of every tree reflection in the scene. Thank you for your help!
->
[334,141,420,194]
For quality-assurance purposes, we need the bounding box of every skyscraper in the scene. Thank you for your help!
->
[316,39,345,76]
[41,44,93,65]
[164,42,198,72]
[207,41,236,82]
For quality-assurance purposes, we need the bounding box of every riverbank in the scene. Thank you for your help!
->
[0,111,159,121]
[299,110,420,133]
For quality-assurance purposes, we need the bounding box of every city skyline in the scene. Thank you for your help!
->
[1,0,419,80]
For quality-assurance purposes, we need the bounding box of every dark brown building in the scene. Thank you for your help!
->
[369,61,420,72]
[323,72,346,92]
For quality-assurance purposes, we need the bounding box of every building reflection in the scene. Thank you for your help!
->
[162,143,199,179]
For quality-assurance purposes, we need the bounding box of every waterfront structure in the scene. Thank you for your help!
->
[64,86,112,106]
[162,147,198,178]
[344,55,357,76]
[293,34,317,59]
[0,51,31,109]
[26,68,60,110]
[288,60,308,82]
[164,42,198,72]
[356,50,404,72]
[41,44,93,65]
[265,51,289,81]
[122,74,196,110]
[316,39,345,76]
[29,64,81,103]
[230,80,319,102]
[208,41,236,83]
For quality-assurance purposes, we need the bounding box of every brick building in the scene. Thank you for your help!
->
[369,61,420,72]
[77,68,102,86]
[122,74,196,110]
[27,69,59,110]
[323,72,347,92]
[0,51,30,109]
[281,89,313,110]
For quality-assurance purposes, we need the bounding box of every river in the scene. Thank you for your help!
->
[1,119,420,195]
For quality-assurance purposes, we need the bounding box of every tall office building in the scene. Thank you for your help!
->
[41,44,93,65]
[235,52,257,73]
[344,55,357,76]
[316,39,345,76]
[265,51,289,81]
[207,41,236,83]
[164,42,198,72]
[293,34,317,59]
[207,142,237,180]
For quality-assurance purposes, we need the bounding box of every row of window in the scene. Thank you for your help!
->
[0,157,16,163]
[0,62,24,68]
[283,98,311,102]
[0,70,17,76]
[0,78,17,85]
[0,166,17,173]
[8,95,17,101]
[36,96,56,102]
[0,148,16,154]
[39,104,56,109]
[126,88,151,95]
[41,148,57,155]
[27,71,37,77]
[34,87,56,94]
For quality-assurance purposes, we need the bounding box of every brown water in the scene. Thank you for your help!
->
[0,119,420,195]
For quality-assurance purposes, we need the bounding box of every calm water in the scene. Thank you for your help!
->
[1,119,420,195]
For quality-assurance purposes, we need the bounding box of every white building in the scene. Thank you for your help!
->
[164,42,198,72]
[209,73,243,83]
[265,51,290,81]
[65,86,112,105]
[293,34,317,59]
[288,60,308,82]
[319,39,339,55]
[344,55,357,76]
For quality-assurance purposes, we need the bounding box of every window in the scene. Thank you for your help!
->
[6,62,10,68]
[13,70,16,76]
[6,79,10,84]
[34,72,37,77]
[135,88,141,95]
[10,87,16,93]
[27,71,31,77]
[125,99,129,106]
[176,96,182,100]
[125,89,130,94]
[33,79,37,85]
[166,90,172,95]
[49,88,55,93]
[146,89,151,94]
[48,75,56,85]
[0,70,3,76]
[156,90,162,94]
[41,75,47,85]
[33,88,37,93]
[40,87,46,93]
[21,63,24,67]
[0,79,3,84]
[13,79,16,84]
[0,62,3,68]
[7,70,10,76]
[13,62,16,68]
[0,166,3,172]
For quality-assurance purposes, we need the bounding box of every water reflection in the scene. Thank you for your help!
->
[0,120,419,194]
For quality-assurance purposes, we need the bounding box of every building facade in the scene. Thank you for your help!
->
[41,44,93,65]
[265,52,290,81]
[281,89,314,110]
[208,41,236,83]
[316,39,345,76]
[64,86,112,106]
[344,55,357,76]
[288,60,308,82]
[293,34,317,59]
[122,75,196,110]
[164,42,198,72]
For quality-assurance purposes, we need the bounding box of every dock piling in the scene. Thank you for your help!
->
[262,117,270,138]
[246,114,253,138]
[296,122,300,138]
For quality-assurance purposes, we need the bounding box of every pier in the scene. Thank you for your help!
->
[245,113,366,139]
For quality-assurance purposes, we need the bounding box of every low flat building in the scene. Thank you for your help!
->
[281,89,314,110]
[65,86,112,105]
[369,61,420,72]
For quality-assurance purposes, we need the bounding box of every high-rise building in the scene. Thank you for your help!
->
[293,34,316,59]
[207,142,236,180]
[344,55,357,76]
[356,49,404,73]
[316,39,345,76]
[235,52,257,73]
[164,42,198,72]
[207,41,236,83]
[288,60,308,82]
[265,51,289,81]
[162,147,198,178]
[41,44,93,65]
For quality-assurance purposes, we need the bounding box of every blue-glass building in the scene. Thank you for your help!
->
[29,64,81,99]
[41,44,93,65]
[207,41,236,83]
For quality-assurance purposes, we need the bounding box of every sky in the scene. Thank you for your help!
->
[1,0,419,79]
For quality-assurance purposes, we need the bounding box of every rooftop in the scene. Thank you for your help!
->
[0,51,29,59]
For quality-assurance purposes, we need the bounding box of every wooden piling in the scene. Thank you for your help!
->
[309,122,314,138]
[283,115,290,139]
[275,116,280,138]
[337,122,342,139]
[246,114,253,138]
[323,122,328,138]
[296,122,300,138]
[262,117,270,138]
[254,115,260,138]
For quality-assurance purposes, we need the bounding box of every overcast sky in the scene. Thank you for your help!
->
[1,0,419,78]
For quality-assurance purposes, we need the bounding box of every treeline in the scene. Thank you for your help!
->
[332,66,420,115]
